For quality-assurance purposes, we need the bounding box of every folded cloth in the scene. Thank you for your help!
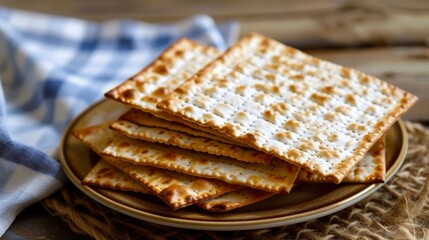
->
[0,7,239,236]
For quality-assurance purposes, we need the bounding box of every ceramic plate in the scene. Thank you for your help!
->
[59,99,408,231]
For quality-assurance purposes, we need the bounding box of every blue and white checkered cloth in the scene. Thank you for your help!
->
[0,7,239,235]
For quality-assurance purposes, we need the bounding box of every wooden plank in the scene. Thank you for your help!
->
[0,0,342,20]
[2,0,429,47]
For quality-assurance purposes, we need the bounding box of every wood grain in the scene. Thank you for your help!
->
[2,0,429,47]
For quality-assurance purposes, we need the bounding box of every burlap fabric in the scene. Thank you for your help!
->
[41,121,429,240]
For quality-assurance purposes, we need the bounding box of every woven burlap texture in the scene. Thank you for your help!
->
[42,121,429,240]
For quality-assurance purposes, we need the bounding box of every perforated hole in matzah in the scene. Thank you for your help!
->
[157,33,418,183]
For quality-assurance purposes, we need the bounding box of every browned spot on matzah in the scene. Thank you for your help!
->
[122,89,139,100]
[360,75,371,84]
[284,120,301,132]
[271,102,289,114]
[141,96,158,104]
[300,140,316,151]
[163,151,180,160]
[329,133,340,142]
[153,64,169,75]
[348,123,368,133]
[325,112,337,122]
[318,149,340,159]
[286,149,305,161]
[321,86,336,94]
[311,92,331,106]
[345,94,358,106]
[152,87,169,97]
[336,106,351,116]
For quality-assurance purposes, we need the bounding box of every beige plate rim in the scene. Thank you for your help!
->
[59,99,408,231]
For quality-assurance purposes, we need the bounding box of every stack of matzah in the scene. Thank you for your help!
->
[72,33,417,212]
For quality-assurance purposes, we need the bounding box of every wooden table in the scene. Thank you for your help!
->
[1,1,428,239]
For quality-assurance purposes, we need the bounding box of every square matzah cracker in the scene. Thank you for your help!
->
[72,124,239,210]
[105,157,239,210]
[101,136,300,193]
[110,119,274,165]
[111,118,386,183]
[120,109,241,146]
[157,33,418,183]
[105,38,219,114]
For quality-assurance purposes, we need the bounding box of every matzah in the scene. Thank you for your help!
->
[105,38,220,115]
[110,120,274,165]
[150,110,252,147]
[111,119,387,183]
[103,37,247,146]
[297,136,386,183]
[101,137,300,193]
[72,124,238,210]
[104,157,239,210]
[198,188,275,212]
[72,123,117,155]
[82,159,151,194]
[157,33,418,183]
[120,109,241,146]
